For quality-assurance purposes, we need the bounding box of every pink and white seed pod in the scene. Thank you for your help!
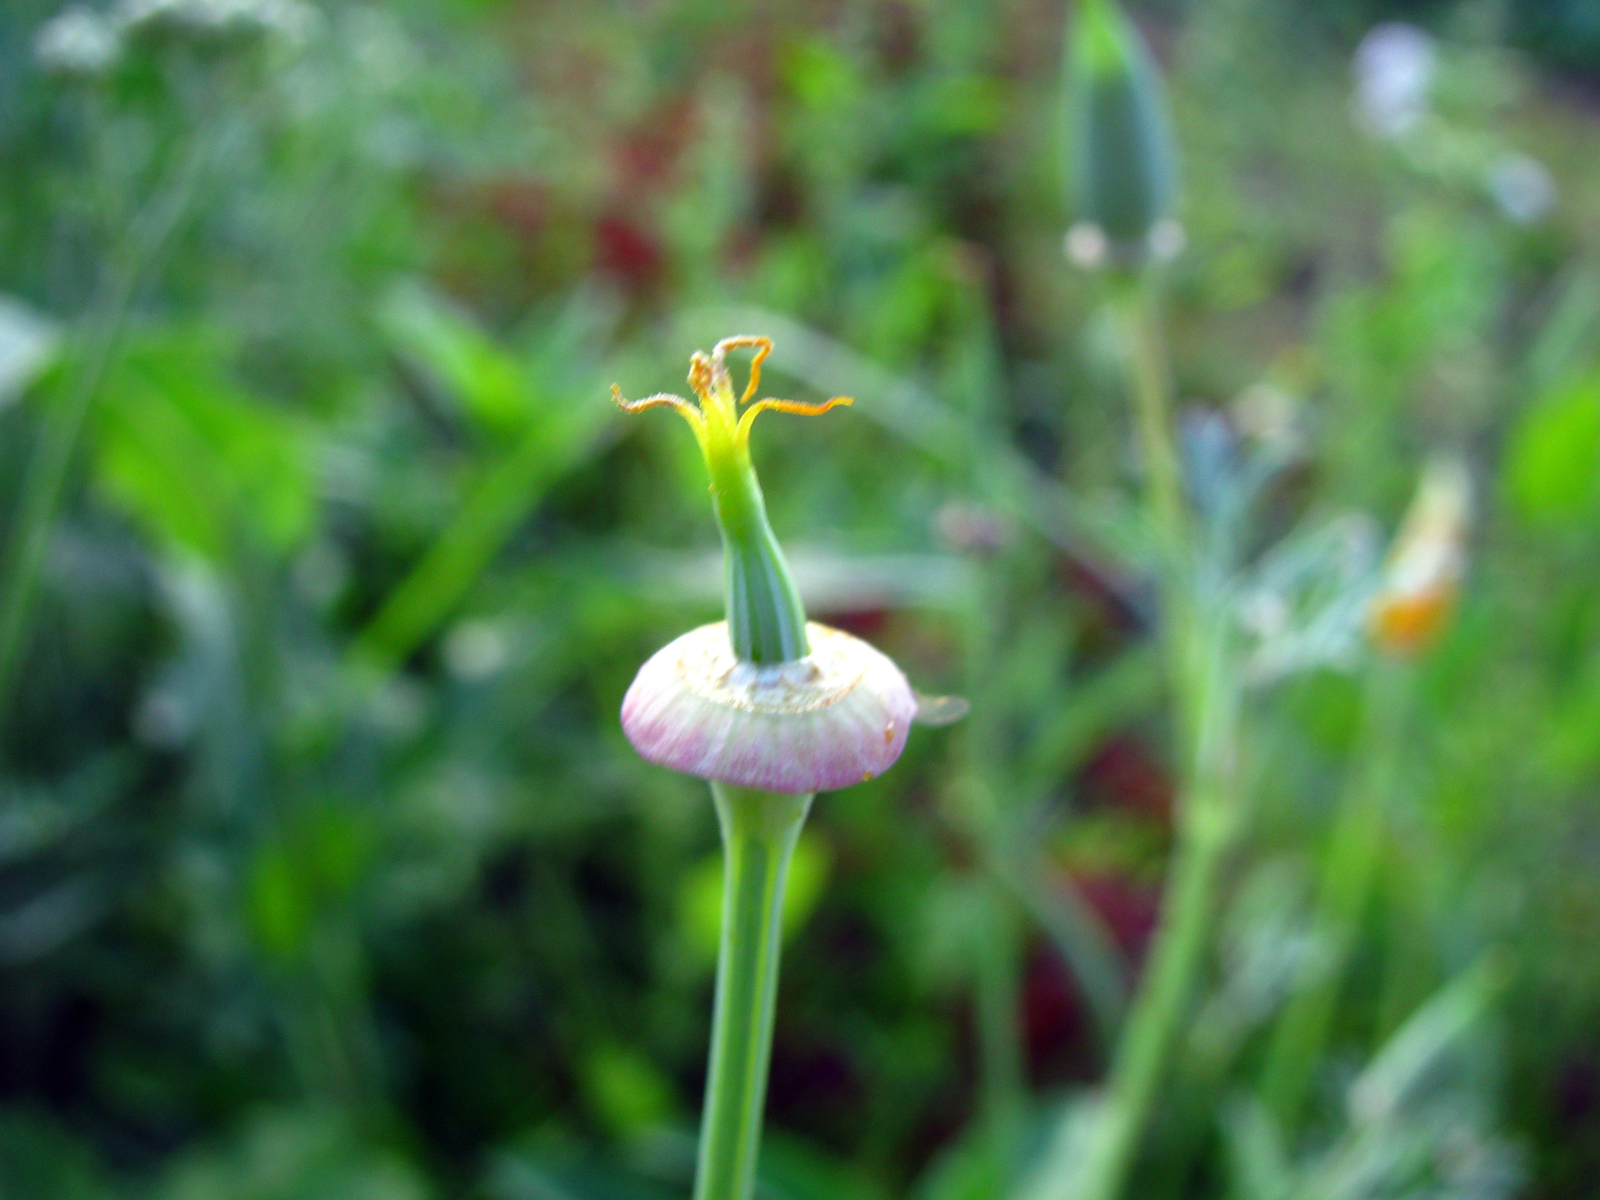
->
[613,335,933,796]
[622,621,917,794]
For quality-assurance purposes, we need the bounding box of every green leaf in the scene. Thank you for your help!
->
[157,1109,429,1200]
[579,1044,677,1139]
[1505,373,1600,524]
[247,839,314,964]
[0,1112,109,1200]
[678,831,833,962]
[246,807,374,965]
[94,328,314,559]
[378,280,527,435]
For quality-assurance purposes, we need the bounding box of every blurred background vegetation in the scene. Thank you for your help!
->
[1,0,1599,1197]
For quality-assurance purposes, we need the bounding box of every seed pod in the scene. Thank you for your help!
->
[622,621,916,793]
[615,338,927,794]
[1063,0,1180,266]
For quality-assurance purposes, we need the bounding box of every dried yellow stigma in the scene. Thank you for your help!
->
[611,335,851,468]
[611,336,852,665]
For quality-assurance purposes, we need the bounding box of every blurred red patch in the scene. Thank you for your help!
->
[1080,734,1173,823]
[594,213,664,291]
[1074,869,1160,964]
[1022,943,1092,1078]
[818,607,891,642]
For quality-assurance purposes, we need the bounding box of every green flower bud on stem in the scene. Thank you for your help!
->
[1064,0,1181,267]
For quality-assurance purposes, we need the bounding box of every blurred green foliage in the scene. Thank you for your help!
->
[1,1,1599,1199]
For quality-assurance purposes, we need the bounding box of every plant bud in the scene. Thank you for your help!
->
[1367,456,1470,655]
[622,621,916,793]
[1063,0,1181,266]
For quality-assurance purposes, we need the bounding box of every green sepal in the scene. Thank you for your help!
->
[705,441,810,664]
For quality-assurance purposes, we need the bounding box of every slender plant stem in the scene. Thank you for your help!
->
[1258,659,1410,1129]
[1073,624,1236,1200]
[1372,841,1427,1041]
[974,879,1026,1152]
[1069,278,1238,1200]
[0,124,212,723]
[695,783,813,1200]
[958,533,1028,1145]
[1075,812,1229,1200]
[1120,284,1188,584]
[1001,849,1128,1044]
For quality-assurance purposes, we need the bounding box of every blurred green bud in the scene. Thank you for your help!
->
[1063,0,1181,268]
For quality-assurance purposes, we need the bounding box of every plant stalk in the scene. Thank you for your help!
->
[1074,808,1230,1200]
[695,783,814,1200]
[1258,659,1410,1130]
[1119,283,1188,590]
[0,121,213,723]
[957,533,1029,1144]
[974,876,1026,1151]
[1069,279,1237,1200]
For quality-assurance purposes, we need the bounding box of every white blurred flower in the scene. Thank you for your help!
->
[0,295,60,406]
[1353,22,1436,139]
[1064,221,1110,270]
[1487,153,1556,224]
[443,619,512,681]
[114,0,318,49]
[1231,382,1306,458]
[35,7,121,75]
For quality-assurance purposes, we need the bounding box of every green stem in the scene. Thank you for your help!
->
[695,784,813,1200]
[1075,812,1229,1200]
[958,536,1027,1141]
[1372,842,1427,1041]
[974,880,1026,1151]
[1119,284,1188,594]
[1258,660,1410,1130]
[1118,277,1205,769]
[0,121,212,723]
[1002,851,1128,1044]
[1069,279,1235,1200]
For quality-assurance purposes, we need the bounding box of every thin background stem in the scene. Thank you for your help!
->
[1258,658,1411,1130]
[0,115,215,726]
[1066,276,1241,1200]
